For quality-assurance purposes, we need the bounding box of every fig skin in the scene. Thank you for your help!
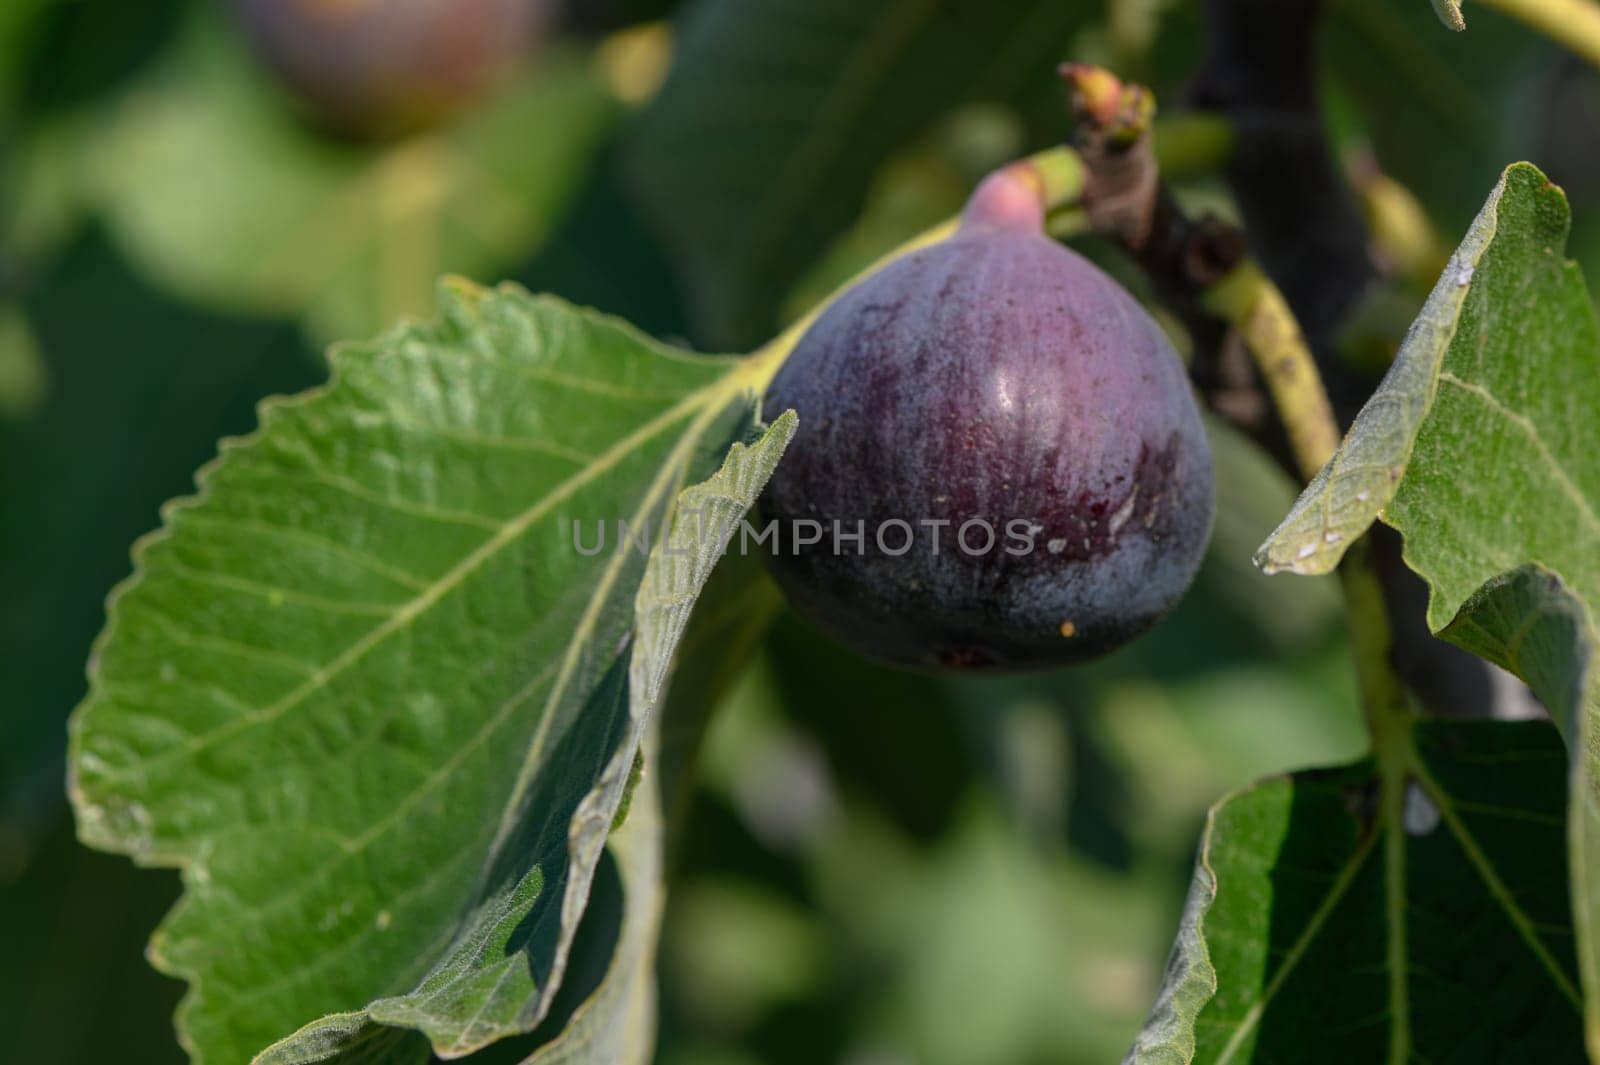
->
[229,0,550,138]
[758,173,1215,672]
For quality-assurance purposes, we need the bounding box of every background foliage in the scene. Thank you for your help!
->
[3,0,1599,1063]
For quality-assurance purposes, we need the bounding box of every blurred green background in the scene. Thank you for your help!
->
[2,1,1595,1062]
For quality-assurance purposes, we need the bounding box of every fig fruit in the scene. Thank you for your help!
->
[229,0,549,138]
[758,170,1215,671]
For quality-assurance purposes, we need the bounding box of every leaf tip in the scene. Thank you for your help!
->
[1501,160,1569,210]
[1251,546,1286,575]
[437,275,495,323]
[1251,532,1350,578]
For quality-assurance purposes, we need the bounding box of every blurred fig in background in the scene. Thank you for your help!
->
[227,0,551,137]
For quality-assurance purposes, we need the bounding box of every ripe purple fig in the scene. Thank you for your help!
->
[758,169,1215,671]
[229,0,550,138]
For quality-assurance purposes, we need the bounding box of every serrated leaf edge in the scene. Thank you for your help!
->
[66,278,784,1063]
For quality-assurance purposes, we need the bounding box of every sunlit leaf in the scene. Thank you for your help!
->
[1257,162,1600,1051]
[68,278,793,1063]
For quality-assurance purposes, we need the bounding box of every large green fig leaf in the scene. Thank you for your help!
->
[89,15,616,346]
[1254,162,1600,1049]
[623,0,1094,349]
[67,278,794,1064]
[1129,719,1583,1064]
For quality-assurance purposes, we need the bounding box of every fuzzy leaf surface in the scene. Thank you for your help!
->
[1256,162,1600,1048]
[68,279,792,1064]
[1129,720,1583,1064]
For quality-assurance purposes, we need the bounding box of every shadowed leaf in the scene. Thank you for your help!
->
[1130,720,1583,1064]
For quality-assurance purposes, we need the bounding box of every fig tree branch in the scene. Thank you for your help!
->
[752,65,1339,489]
[1058,64,1432,744]
[1190,0,1375,381]
[1339,538,1418,746]
[1201,265,1340,480]
[1060,62,1340,482]
[741,147,1089,391]
[1192,0,1506,721]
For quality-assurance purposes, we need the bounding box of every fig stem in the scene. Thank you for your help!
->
[1339,538,1418,753]
[1337,534,1420,1065]
[739,146,1090,391]
[737,110,1232,397]
[1201,264,1341,481]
